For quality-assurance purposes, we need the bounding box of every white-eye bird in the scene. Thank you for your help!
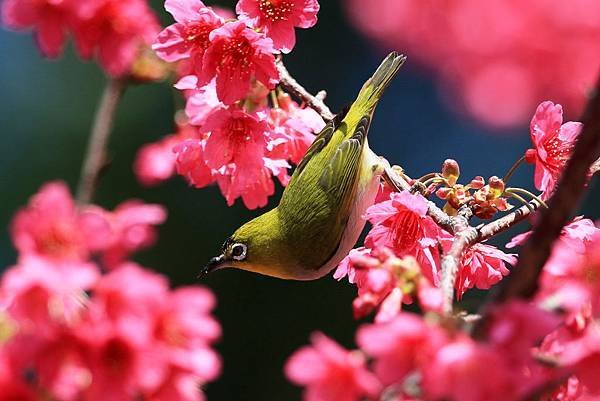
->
[204,52,406,280]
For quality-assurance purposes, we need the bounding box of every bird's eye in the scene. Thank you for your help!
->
[231,243,247,261]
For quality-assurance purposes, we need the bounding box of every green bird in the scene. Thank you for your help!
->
[204,52,406,280]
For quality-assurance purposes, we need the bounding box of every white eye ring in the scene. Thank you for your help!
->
[231,243,247,261]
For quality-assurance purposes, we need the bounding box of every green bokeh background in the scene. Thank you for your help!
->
[1,1,598,400]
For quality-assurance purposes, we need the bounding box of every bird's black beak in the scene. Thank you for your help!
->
[201,254,226,276]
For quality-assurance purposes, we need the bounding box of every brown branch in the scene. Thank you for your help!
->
[76,78,126,204]
[276,59,335,121]
[440,207,477,315]
[493,79,600,302]
[477,200,542,242]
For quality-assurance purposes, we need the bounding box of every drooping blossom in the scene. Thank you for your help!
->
[72,0,160,76]
[285,332,381,401]
[236,0,320,53]
[524,101,582,199]
[335,247,442,321]
[508,218,600,313]
[357,313,445,386]
[200,20,278,104]
[364,191,447,284]
[1,0,78,57]
[174,139,216,189]
[11,181,92,262]
[153,0,224,75]
[454,243,516,298]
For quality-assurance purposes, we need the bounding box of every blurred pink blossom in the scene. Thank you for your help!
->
[285,332,381,401]
[344,0,600,128]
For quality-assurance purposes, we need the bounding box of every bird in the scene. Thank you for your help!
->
[204,52,406,280]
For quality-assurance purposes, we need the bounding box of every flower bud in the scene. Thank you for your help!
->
[488,176,505,198]
[470,176,485,189]
[442,159,460,186]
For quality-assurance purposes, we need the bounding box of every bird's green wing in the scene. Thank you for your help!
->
[319,115,370,199]
[293,106,350,177]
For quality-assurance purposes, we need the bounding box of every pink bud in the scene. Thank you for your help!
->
[488,176,505,198]
[442,159,460,185]
[470,176,485,189]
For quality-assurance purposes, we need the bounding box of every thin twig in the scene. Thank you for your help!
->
[76,79,126,204]
[276,59,335,121]
[494,79,600,302]
[477,201,541,242]
[440,207,476,315]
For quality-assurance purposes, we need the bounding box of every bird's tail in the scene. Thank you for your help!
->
[354,52,406,115]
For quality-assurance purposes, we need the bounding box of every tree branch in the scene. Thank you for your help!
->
[493,79,600,302]
[76,79,126,204]
[440,207,476,315]
[276,59,335,121]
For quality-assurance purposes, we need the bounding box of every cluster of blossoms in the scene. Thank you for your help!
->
[345,0,600,128]
[289,220,600,401]
[134,0,324,209]
[1,0,160,76]
[286,98,600,400]
[0,182,221,401]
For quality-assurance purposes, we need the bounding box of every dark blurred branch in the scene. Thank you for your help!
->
[493,79,600,302]
[76,78,126,204]
[276,59,335,121]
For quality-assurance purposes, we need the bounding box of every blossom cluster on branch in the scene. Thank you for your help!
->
[0,182,221,401]
[134,0,325,208]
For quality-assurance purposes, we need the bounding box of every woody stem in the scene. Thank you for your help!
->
[76,78,126,204]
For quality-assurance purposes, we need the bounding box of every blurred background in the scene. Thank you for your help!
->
[1,0,599,400]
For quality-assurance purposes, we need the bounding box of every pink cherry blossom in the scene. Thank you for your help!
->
[72,0,160,76]
[285,332,381,401]
[268,93,324,164]
[174,139,216,189]
[82,201,167,268]
[200,20,278,104]
[185,80,223,126]
[1,0,78,57]
[357,313,445,385]
[153,0,224,75]
[1,256,99,332]
[11,181,93,262]
[454,243,516,298]
[154,287,222,382]
[421,337,516,401]
[364,191,446,284]
[524,101,582,199]
[236,0,320,53]
[134,135,180,186]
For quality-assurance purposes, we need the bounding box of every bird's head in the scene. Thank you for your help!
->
[202,209,289,278]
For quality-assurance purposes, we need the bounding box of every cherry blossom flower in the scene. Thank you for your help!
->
[153,0,224,75]
[11,181,91,262]
[0,256,99,332]
[421,337,515,401]
[454,243,516,298]
[285,332,381,401]
[525,101,582,199]
[236,0,320,53]
[357,313,444,385]
[72,0,160,76]
[174,139,216,189]
[364,191,447,284]
[268,93,324,164]
[134,136,180,186]
[82,201,167,268]
[200,20,278,104]
[1,0,78,57]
